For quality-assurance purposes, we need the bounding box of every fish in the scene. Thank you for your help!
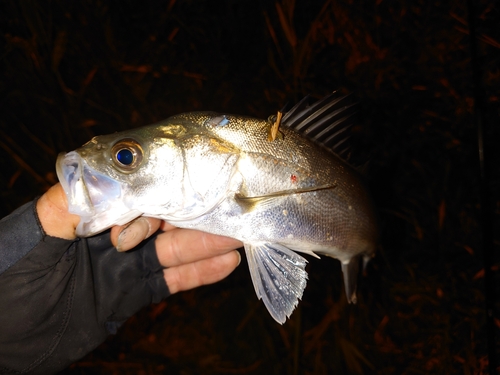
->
[56,92,378,324]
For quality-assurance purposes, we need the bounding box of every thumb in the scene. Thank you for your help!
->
[36,183,80,240]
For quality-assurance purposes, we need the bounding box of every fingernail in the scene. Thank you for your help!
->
[235,250,241,266]
[116,217,151,252]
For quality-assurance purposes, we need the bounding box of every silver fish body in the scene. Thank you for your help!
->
[56,95,377,323]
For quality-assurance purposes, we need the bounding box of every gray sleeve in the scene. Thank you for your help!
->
[0,201,169,374]
[0,200,44,275]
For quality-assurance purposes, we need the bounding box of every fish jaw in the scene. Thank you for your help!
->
[56,151,141,237]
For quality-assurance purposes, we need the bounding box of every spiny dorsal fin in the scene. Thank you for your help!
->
[281,92,357,160]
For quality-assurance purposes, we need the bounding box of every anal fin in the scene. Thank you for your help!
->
[244,243,308,324]
[341,256,360,304]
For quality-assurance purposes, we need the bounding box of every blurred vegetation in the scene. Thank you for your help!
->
[1,0,499,374]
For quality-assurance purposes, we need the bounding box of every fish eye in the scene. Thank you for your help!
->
[116,149,134,165]
[111,138,143,172]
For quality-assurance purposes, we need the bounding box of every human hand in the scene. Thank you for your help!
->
[110,219,242,294]
[37,183,242,294]
[36,183,82,240]
[2,183,242,374]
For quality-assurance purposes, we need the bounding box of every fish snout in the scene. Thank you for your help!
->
[56,151,123,217]
[56,151,94,217]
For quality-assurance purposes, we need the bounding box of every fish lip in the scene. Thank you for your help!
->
[56,151,95,218]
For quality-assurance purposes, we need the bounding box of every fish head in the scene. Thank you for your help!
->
[56,126,186,237]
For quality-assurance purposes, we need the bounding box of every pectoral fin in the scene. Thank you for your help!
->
[235,184,336,212]
[244,242,308,324]
[341,256,360,304]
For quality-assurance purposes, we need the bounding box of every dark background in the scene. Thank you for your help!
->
[1,0,499,374]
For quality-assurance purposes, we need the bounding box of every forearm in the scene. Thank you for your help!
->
[0,200,169,374]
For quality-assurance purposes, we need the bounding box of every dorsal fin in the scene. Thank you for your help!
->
[281,92,357,160]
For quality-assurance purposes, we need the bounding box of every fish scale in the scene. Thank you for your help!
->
[56,93,377,324]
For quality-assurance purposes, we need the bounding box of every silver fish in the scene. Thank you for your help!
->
[56,93,377,323]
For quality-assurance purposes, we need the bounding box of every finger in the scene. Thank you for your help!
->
[164,250,241,294]
[159,221,177,231]
[155,228,243,267]
[111,217,162,252]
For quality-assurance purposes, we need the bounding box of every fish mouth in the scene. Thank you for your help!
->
[56,151,127,236]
